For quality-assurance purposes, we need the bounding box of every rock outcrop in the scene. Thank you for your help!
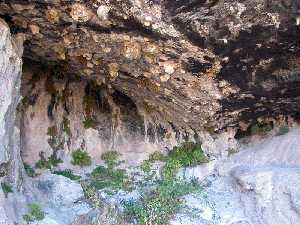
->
[1,0,300,136]
[1,1,300,225]
[176,127,300,225]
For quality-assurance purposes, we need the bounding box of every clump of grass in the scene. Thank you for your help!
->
[23,202,45,223]
[35,153,63,169]
[53,169,81,180]
[124,179,201,225]
[149,151,165,162]
[1,182,13,197]
[24,163,36,177]
[90,165,127,190]
[277,126,289,136]
[71,149,92,167]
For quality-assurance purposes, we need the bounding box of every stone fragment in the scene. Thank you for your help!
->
[160,74,170,82]
[97,5,110,20]
[70,3,92,23]
[46,8,60,23]
[108,63,119,80]
[123,41,142,60]
[29,24,39,35]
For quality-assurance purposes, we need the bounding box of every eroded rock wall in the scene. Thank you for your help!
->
[0,19,23,225]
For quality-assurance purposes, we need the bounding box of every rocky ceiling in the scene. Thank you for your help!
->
[1,0,300,133]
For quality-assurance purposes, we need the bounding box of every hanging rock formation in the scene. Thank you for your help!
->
[0,0,299,135]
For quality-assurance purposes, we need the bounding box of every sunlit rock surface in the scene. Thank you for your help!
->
[176,127,300,225]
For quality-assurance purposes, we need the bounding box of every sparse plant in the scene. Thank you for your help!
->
[81,182,102,209]
[1,182,13,197]
[149,151,165,162]
[71,149,92,167]
[53,169,81,180]
[23,202,45,223]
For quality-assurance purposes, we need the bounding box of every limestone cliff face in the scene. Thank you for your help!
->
[1,0,299,136]
[0,19,23,225]
[0,19,24,187]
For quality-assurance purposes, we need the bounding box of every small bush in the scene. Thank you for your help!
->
[91,165,127,190]
[162,142,208,180]
[53,169,81,180]
[71,149,92,167]
[168,142,208,167]
[24,163,36,177]
[35,153,63,169]
[101,151,120,168]
[1,182,13,197]
[149,151,165,162]
[23,202,45,223]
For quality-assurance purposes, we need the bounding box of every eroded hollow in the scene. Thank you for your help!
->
[18,61,191,167]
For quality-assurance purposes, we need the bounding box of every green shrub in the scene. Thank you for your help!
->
[277,126,289,136]
[168,142,208,167]
[1,182,13,197]
[90,165,127,190]
[71,149,92,167]
[35,154,63,169]
[53,169,81,180]
[24,163,36,177]
[162,158,181,181]
[101,151,121,168]
[149,151,165,162]
[162,142,208,180]
[124,179,201,225]
[141,160,152,174]
[23,202,45,223]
